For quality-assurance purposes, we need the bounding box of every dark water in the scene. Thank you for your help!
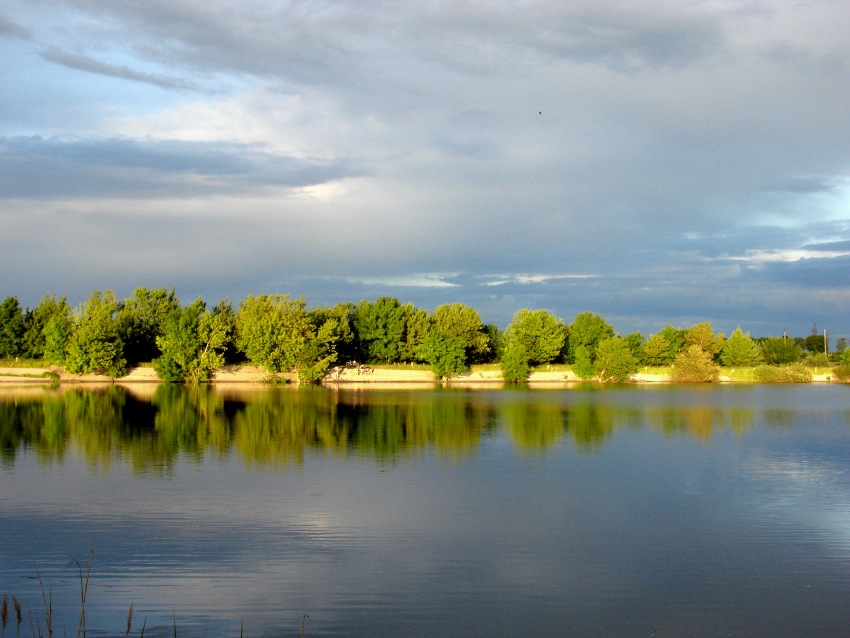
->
[1,383,850,637]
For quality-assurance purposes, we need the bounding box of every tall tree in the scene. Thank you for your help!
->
[720,327,763,367]
[235,295,312,373]
[684,322,725,360]
[594,336,638,383]
[759,336,802,365]
[567,312,614,363]
[0,296,24,357]
[417,331,467,380]
[353,297,407,363]
[431,302,489,363]
[155,298,231,383]
[65,290,126,376]
[117,287,180,365]
[20,294,71,359]
[505,309,566,366]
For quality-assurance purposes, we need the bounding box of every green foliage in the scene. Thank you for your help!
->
[309,303,358,363]
[235,294,312,373]
[399,304,431,362]
[836,337,847,354]
[834,363,850,383]
[18,294,70,358]
[0,296,24,357]
[43,310,73,365]
[64,290,126,377]
[431,302,489,363]
[235,295,340,382]
[417,331,467,380]
[623,332,645,365]
[499,341,529,383]
[505,308,566,366]
[802,352,829,368]
[752,364,813,383]
[295,316,340,383]
[671,345,719,383]
[155,298,231,383]
[572,344,595,380]
[117,287,180,365]
[641,326,686,366]
[684,322,725,360]
[759,337,802,365]
[482,323,504,363]
[567,312,614,363]
[804,333,826,354]
[720,327,763,367]
[353,297,407,363]
[594,336,638,383]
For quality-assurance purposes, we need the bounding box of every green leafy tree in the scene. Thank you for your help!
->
[572,345,595,380]
[594,336,638,383]
[155,298,231,383]
[417,331,467,380]
[20,294,71,359]
[504,309,566,366]
[623,332,645,366]
[836,337,847,354]
[759,337,802,365]
[117,287,180,365]
[684,322,725,360]
[296,316,341,383]
[65,290,126,376]
[353,297,407,363]
[671,345,719,383]
[720,327,763,367]
[500,341,530,383]
[431,302,489,363]
[481,323,504,363]
[804,333,826,354]
[641,326,686,366]
[399,304,431,362]
[567,312,614,363]
[235,294,312,373]
[43,310,73,365]
[0,296,24,357]
[309,303,358,363]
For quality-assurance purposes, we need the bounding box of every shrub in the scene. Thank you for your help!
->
[832,364,850,383]
[671,345,719,383]
[752,364,813,383]
[803,352,829,368]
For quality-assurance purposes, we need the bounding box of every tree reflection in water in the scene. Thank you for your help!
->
[0,385,785,469]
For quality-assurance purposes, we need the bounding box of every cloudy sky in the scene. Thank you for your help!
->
[1,0,849,337]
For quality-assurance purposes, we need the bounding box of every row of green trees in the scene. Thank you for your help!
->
[0,289,846,383]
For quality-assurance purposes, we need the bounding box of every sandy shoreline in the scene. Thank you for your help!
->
[0,365,833,386]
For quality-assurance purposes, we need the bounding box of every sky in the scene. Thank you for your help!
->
[1,0,849,338]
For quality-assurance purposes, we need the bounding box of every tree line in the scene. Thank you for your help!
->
[0,288,847,383]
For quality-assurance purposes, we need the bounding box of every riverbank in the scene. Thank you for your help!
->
[0,364,837,386]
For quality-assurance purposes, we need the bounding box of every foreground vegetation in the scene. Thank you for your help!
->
[0,289,847,385]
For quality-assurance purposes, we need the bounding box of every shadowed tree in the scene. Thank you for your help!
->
[0,296,24,357]
[353,297,407,363]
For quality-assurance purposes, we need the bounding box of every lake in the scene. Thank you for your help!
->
[1,383,850,637]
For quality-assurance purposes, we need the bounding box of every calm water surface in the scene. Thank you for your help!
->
[1,383,850,637]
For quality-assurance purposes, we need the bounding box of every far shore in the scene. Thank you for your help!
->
[0,364,836,387]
